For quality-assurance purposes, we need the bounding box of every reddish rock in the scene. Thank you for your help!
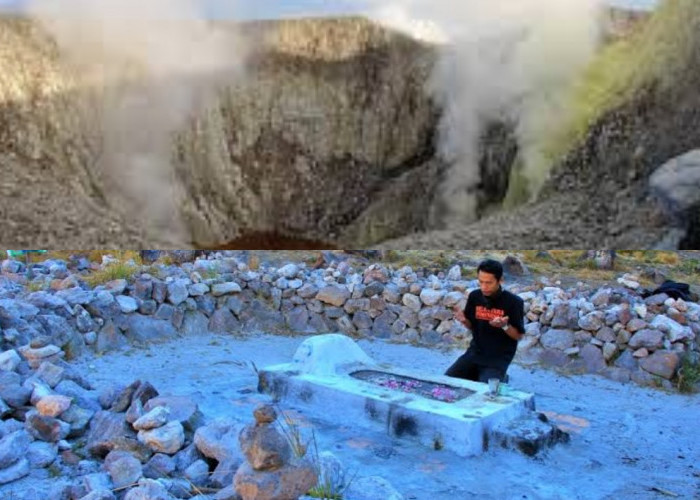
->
[239,425,291,472]
[628,329,663,350]
[617,306,632,326]
[36,395,72,418]
[86,411,136,458]
[25,411,70,442]
[639,350,680,380]
[626,318,646,333]
[362,265,390,284]
[234,459,317,500]
[253,405,277,425]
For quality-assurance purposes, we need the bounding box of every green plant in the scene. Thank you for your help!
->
[675,259,700,277]
[248,254,260,271]
[83,261,138,288]
[676,355,700,394]
[273,409,358,499]
[432,253,453,272]
[47,463,62,478]
[275,407,310,458]
[381,250,401,263]
[26,280,48,292]
[199,268,219,280]
[160,254,176,266]
[306,429,357,500]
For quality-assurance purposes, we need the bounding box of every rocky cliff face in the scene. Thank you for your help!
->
[176,18,441,247]
[0,17,148,246]
[0,16,449,247]
[383,1,700,250]
[2,9,679,250]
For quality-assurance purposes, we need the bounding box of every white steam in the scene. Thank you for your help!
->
[364,0,605,226]
[25,0,247,245]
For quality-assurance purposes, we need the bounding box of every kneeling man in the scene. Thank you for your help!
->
[446,259,525,383]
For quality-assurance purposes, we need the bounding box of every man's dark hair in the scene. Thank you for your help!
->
[477,259,503,280]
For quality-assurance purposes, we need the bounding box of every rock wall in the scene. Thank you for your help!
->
[2,254,698,392]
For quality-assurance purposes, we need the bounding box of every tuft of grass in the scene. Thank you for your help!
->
[676,356,700,394]
[142,264,169,280]
[306,429,357,500]
[30,250,141,265]
[671,259,700,280]
[248,254,260,271]
[276,407,310,459]
[159,254,175,266]
[617,250,681,266]
[83,261,138,288]
[378,250,457,272]
[26,280,48,292]
[381,250,402,263]
[199,268,219,280]
[47,463,62,478]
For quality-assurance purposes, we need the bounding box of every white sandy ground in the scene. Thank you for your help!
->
[4,332,700,500]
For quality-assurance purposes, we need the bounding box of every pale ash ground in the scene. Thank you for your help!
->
[9,332,698,499]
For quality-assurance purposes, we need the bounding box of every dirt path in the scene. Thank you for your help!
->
[58,332,700,500]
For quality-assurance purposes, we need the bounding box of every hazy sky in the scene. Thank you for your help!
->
[0,0,660,19]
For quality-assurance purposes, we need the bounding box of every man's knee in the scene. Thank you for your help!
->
[445,361,468,378]
[445,355,478,381]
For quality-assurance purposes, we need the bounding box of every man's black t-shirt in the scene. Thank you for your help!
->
[464,287,524,371]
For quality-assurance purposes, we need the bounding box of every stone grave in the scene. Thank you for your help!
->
[258,334,567,457]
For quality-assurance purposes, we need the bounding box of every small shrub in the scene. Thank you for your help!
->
[199,268,219,280]
[380,250,401,263]
[433,253,453,272]
[26,280,48,292]
[159,254,175,266]
[676,355,700,394]
[47,463,62,478]
[83,261,138,288]
[675,259,700,276]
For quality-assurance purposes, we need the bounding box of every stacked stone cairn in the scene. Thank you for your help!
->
[234,404,317,500]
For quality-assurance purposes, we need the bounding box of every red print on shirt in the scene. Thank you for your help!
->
[475,306,505,322]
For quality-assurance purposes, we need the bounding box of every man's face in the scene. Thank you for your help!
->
[477,270,502,296]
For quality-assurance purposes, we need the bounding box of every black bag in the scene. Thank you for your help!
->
[641,280,692,301]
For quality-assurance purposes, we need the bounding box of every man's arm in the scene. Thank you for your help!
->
[453,292,474,330]
[453,305,472,330]
[488,316,523,340]
[504,296,525,341]
[502,322,523,341]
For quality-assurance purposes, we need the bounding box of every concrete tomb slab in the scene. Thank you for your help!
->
[258,334,560,457]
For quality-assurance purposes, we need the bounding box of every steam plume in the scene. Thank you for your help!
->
[25,0,247,245]
[365,0,605,226]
